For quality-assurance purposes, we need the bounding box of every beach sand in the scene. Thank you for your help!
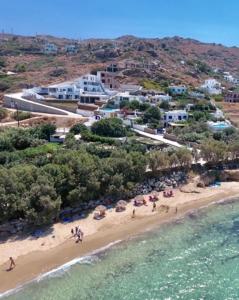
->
[1,181,239,294]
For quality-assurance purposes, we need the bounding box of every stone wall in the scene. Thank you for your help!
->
[4,95,69,115]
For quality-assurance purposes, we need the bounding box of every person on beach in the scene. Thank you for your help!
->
[175,207,178,214]
[152,202,156,212]
[8,257,16,270]
[132,209,136,218]
[75,226,79,236]
[80,230,84,242]
[71,228,74,236]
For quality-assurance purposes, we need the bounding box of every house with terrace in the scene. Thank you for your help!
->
[199,79,222,95]
[169,85,187,96]
[43,43,58,55]
[163,110,188,125]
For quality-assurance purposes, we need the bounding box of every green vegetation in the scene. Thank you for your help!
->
[0,126,147,225]
[14,63,27,73]
[0,57,6,68]
[143,106,161,128]
[69,123,88,135]
[49,67,67,77]
[0,119,239,227]
[119,99,150,112]
[140,79,164,91]
[12,111,31,121]
[0,108,8,121]
[91,118,127,137]
[0,74,25,92]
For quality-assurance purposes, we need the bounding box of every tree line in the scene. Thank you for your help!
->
[0,122,239,227]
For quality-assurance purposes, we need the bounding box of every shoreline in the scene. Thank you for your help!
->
[1,182,239,295]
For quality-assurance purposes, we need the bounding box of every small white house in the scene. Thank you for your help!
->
[43,43,58,55]
[65,44,78,54]
[164,110,188,124]
[200,79,222,95]
[189,91,205,99]
[151,94,172,103]
[169,85,187,96]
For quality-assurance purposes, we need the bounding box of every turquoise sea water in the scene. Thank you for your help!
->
[3,198,239,300]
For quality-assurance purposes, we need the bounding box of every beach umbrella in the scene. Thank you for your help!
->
[134,195,145,205]
[117,200,127,207]
[134,195,144,202]
[95,205,107,212]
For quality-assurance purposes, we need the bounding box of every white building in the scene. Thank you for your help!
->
[43,43,58,55]
[169,85,187,96]
[65,44,78,54]
[35,74,110,103]
[189,91,205,99]
[164,110,188,124]
[200,79,222,95]
[151,94,172,103]
[223,72,239,84]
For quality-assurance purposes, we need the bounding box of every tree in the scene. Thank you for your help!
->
[91,118,126,137]
[35,123,56,141]
[143,106,161,124]
[139,102,150,112]
[229,141,239,160]
[128,100,140,110]
[69,123,88,135]
[64,133,80,149]
[0,108,7,121]
[26,176,61,225]
[200,140,228,163]
[148,151,169,174]
[159,101,170,110]
[174,148,192,168]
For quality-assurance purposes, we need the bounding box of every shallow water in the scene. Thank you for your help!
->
[3,199,239,300]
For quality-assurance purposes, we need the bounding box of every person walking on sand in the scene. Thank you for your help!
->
[152,202,156,212]
[132,209,136,218]
[71,228,74,236]
[175,207,178,214]
[9,257,16,270]
[80,230,84,242]
[75,226,79,236]
[78,229,84,242]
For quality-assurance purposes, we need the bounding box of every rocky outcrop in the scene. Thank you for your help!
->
[133,171,187,195]
[197,169,239,188]
[220,170,239,181]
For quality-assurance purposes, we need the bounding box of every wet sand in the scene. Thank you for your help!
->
[1,182,239,294]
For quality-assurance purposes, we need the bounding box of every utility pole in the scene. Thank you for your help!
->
[15,103,20,127]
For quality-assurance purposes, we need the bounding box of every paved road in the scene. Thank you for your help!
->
[133,129,184,148]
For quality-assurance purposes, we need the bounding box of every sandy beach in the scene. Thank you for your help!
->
[1,180,239,294]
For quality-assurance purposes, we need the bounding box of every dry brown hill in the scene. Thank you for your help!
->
[0,33,239,100]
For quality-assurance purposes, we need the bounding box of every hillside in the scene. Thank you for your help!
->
[0,33,239,100]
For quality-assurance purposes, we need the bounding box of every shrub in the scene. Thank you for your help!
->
[0,81,10,91]
[49,68,67,77]
[69,123,88,135]
[12,111,31,121]
[0,108,8,121]
[91,118,127,137]
[81,130,116,145]
[14,63,26,73]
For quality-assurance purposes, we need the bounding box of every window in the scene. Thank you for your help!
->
[169,116,172,120]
